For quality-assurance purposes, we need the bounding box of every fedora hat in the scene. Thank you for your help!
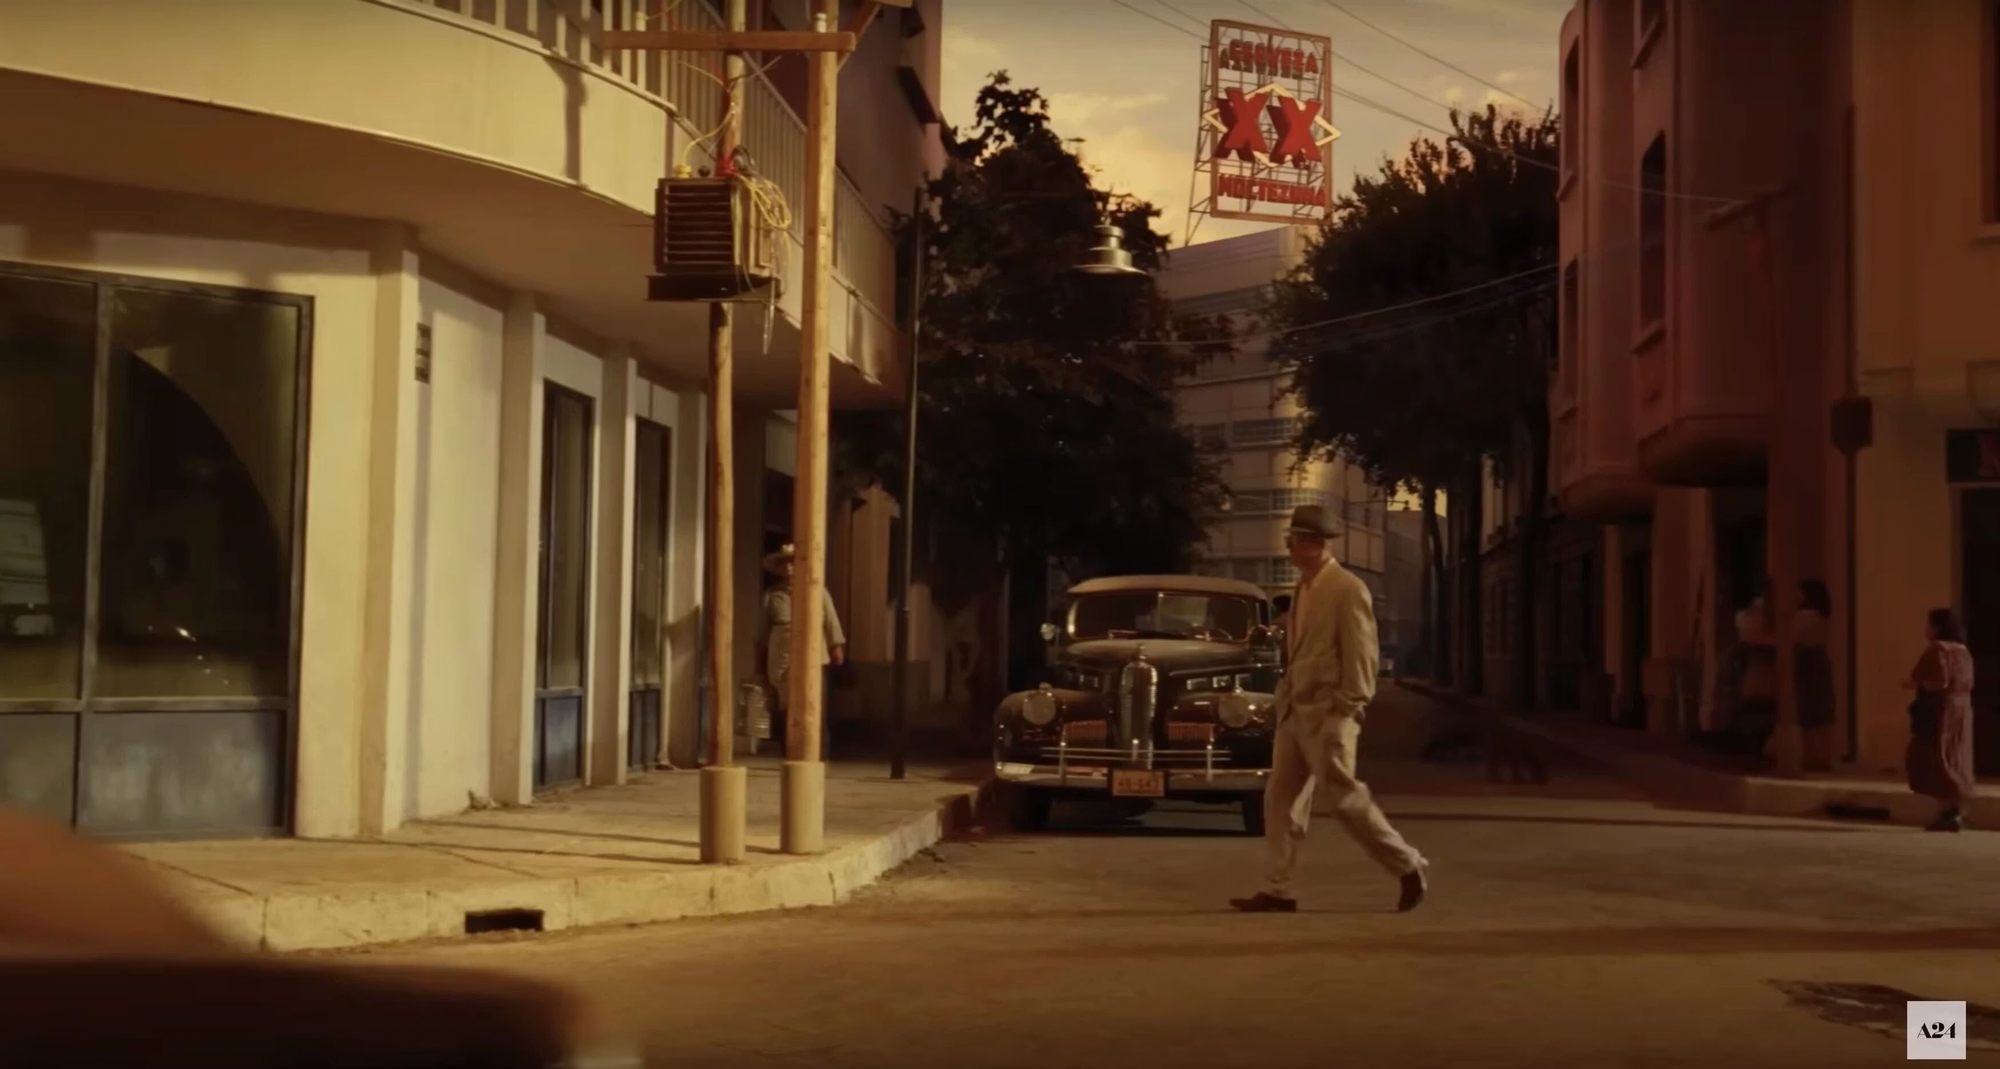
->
[1284,505,1340,540]
[762,544,795,575]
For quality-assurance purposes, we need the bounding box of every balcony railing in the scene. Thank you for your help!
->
[404,0,901,371]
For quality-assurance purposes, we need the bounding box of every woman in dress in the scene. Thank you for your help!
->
[1795,580,1837,771]
[1904,607,1976,832]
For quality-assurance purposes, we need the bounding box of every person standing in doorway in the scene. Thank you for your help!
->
[760,545,846,760]
[1904,607,1976,832]
[1795,579,1837,771]
[1230,506,1429,914]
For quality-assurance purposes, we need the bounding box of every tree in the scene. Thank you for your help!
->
[1269,106,1559,699]
[836,72,1231,692]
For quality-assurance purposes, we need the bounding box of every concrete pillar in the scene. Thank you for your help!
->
[588,350,637,785]
[357,225,420,836]
[489,294,545,806]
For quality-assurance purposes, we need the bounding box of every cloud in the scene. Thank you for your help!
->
[1440,85,1467,106]
[1045,99,1198,243]
[940,31,1007,122]
[1043,91,1170,129]
[1496,69,1523,86]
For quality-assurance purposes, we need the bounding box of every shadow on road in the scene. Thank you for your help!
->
[1052,925,2000,959]
[1380,812,1870,834]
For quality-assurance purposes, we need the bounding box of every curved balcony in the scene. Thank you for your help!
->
[1629,0,1772,486]
[0,0,902,404]
[1552,0,1653,521]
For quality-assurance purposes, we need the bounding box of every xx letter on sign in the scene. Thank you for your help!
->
[1214,88,1272,162]
[1267,97,1325,165]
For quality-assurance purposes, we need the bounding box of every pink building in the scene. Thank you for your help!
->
[1557,0,2000,778]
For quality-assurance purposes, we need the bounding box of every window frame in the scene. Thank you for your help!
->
[0,258,315,834]
[1638,134,1669,331]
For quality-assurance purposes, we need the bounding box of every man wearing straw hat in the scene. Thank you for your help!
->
[1230,505,1429,914]
[760,543,847,758]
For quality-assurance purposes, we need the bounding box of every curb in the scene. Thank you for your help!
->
[193,780,997,953]
[1395,680,1997,829]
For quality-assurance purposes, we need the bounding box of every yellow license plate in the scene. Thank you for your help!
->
[1109,769,1165,798]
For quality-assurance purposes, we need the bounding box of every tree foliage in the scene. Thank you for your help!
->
[837,73,1231,591]
[1269,106,1561,490]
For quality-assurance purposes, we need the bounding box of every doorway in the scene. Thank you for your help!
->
[628,418,671,771]
[535,384,593,789]
[0,263,309,837]
[1620,548,1650,728]
[1962,488,2000,777]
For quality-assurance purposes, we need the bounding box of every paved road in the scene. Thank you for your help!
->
[364,690,2000,1067]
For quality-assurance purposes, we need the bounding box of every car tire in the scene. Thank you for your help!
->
[1009,787,1052,832]
[1240,793,1266,837]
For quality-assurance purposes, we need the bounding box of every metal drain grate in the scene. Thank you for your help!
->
[463,908,545,935]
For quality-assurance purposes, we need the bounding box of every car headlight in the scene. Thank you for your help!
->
[1216,691,1256,729]
[1021,684,1059,727]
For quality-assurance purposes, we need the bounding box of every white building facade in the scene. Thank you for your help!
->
[0,0,943,840]
[1160,229,1388,599]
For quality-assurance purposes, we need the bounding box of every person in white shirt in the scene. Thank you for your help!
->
[1231,505,1429,914]
[760,544,846,758]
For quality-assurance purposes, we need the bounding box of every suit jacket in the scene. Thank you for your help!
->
[1274,556,1379,725]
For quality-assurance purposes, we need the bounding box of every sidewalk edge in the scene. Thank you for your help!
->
[1396,680,1995,829]
[191,779,995,953]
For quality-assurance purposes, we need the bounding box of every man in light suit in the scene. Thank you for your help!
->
[1231,505,1429,913]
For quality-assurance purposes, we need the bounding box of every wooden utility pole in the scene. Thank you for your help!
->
[781,0,841,857]
[696,0,749,866]
[606,0,901,861]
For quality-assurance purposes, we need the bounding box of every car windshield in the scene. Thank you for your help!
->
[1068,591,1259,642]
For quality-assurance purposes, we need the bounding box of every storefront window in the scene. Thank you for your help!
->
[540,386,593,692]
[95,289,300,698]
[0,274,96,700]
[629,419,670,690]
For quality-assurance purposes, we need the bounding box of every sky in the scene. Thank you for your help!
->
[939,0,1572,247]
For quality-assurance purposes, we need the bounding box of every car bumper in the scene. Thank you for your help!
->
[993,761,1269,794]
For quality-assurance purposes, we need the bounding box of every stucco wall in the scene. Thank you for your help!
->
[400,271,507,819]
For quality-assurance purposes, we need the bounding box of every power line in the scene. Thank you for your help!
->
[1314,0,1545,113]
[1148,259,1559,348]
[1109,0,1197,39]
[1153,0,1207,30]
[1237,0,1291,29]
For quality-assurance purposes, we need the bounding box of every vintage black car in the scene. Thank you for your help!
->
[993,575,1283,834]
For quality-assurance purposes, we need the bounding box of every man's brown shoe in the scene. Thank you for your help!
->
[1397,869,1427,913]
[1229,892,1298,913]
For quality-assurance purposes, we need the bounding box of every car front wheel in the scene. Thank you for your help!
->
[1240,793,1266,837]
[1009,787,1052,832]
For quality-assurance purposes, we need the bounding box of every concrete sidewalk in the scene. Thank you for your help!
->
[123,760,991,953]
[1398,679,1999,828]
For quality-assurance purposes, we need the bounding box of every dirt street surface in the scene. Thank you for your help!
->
[364,689,2000,1067]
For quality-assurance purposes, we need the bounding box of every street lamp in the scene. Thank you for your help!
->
[888,187,1156,779]
[1072,221,1146,278]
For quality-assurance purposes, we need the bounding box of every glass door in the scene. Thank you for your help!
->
[535,384,593,789]
[628,419,670,771]
[0,264,307,837]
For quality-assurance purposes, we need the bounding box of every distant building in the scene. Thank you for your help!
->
[1157,229,1388,600]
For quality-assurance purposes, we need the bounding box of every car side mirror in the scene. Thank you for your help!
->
[1040,622,1059,643]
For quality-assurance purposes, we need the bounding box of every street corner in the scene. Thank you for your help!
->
[572,868,722,931]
